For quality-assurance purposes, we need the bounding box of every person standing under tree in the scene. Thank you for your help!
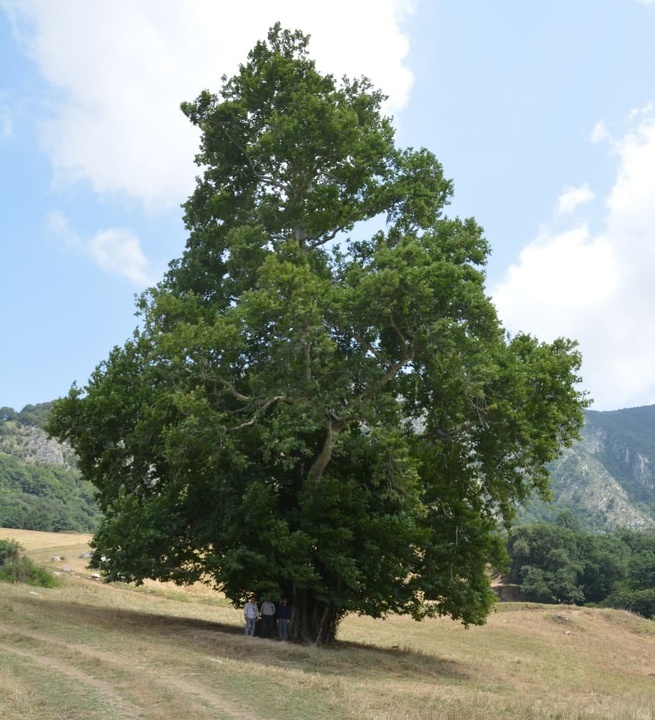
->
[260,597,276,639]
[244,596,258,636]
[277,598,291,641]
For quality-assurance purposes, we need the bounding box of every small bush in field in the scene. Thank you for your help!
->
[0,538,58,588]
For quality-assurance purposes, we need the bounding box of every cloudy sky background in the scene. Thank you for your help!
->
[2,0,655,412]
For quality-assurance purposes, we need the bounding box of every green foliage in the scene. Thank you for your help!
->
[0,415,101,533]
[506,522,591,604]
[604,586,655,618]
[520,567,553,603]
[15,402,56,428]
[0,538,21,564]
[0,454,100,533]
[600,529,655,617]
[0,407,17,422]
[507,521,655,617]
[0,539,58,588]
[0,402,56,428]
[47,26,588,644]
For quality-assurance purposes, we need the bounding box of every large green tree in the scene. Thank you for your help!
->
[47,26,589,644]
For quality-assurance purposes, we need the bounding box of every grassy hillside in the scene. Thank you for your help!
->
[1,529,654,720]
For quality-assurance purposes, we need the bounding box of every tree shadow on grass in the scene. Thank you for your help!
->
[15,593,469,683]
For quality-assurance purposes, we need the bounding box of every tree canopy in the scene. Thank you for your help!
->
[506,519,655,618]
[47,25,589,644]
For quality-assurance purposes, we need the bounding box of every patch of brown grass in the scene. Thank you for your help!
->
[1,528,655,720]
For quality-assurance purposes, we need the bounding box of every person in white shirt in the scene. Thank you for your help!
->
[244,596,259,636]
[260,597,276,639]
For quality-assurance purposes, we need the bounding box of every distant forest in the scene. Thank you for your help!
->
[0,402,54,427]
[506,515,655,619]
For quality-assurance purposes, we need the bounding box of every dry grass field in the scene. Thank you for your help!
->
[1,528,655,720]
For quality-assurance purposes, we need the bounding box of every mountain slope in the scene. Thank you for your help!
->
[0,403,101,532]
[523,405,655,530]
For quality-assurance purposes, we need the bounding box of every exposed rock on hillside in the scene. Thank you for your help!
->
[0,402,100,533]
[524,405,655,530]
[0,424,66,465]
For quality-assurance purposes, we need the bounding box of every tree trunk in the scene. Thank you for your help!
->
[289,587,344,645]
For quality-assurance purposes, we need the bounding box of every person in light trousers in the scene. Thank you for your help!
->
[244,595,258,636]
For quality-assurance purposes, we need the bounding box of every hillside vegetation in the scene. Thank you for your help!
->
[506,520,655,617]
[0,528,654,720]
[0,404,101,532]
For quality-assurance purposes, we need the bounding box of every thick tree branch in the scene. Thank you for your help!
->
[389,309,407,347]
[216,379,251,403]
[379,351,414,388]
[304,206,374,251]
[426,419,481,440]
[304,220,354,250]
[307,414,341,485]
[307,410,360,485]
[305,341,312,383]
[348,329,385,362]
[228,394,294,432]
[424,408,496,443]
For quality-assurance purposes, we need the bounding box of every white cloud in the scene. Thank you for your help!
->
[556,184,595,215]
[492,107,655,411]
[590,120,610,144]
[606,110,655,238]
[1,0,415,211]
[48,210,153,286]
[47,209,81,248]
[88,229,153,286]
[493,225,617,318]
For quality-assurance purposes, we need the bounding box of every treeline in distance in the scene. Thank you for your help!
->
[506,514,655,619]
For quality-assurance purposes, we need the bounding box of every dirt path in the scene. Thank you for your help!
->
[0,625,263,720]
[0,641,143,719]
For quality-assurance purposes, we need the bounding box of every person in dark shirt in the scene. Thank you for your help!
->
[276,598,291,641]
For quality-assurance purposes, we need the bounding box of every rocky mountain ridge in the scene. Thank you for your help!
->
[524,404,655,530]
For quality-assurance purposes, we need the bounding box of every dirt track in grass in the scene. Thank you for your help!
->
[2,528,655,720]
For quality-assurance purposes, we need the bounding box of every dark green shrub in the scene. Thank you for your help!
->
[0,538,59,588]
[603,585,655,619]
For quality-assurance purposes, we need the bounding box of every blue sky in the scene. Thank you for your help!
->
[2,0,655,413]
